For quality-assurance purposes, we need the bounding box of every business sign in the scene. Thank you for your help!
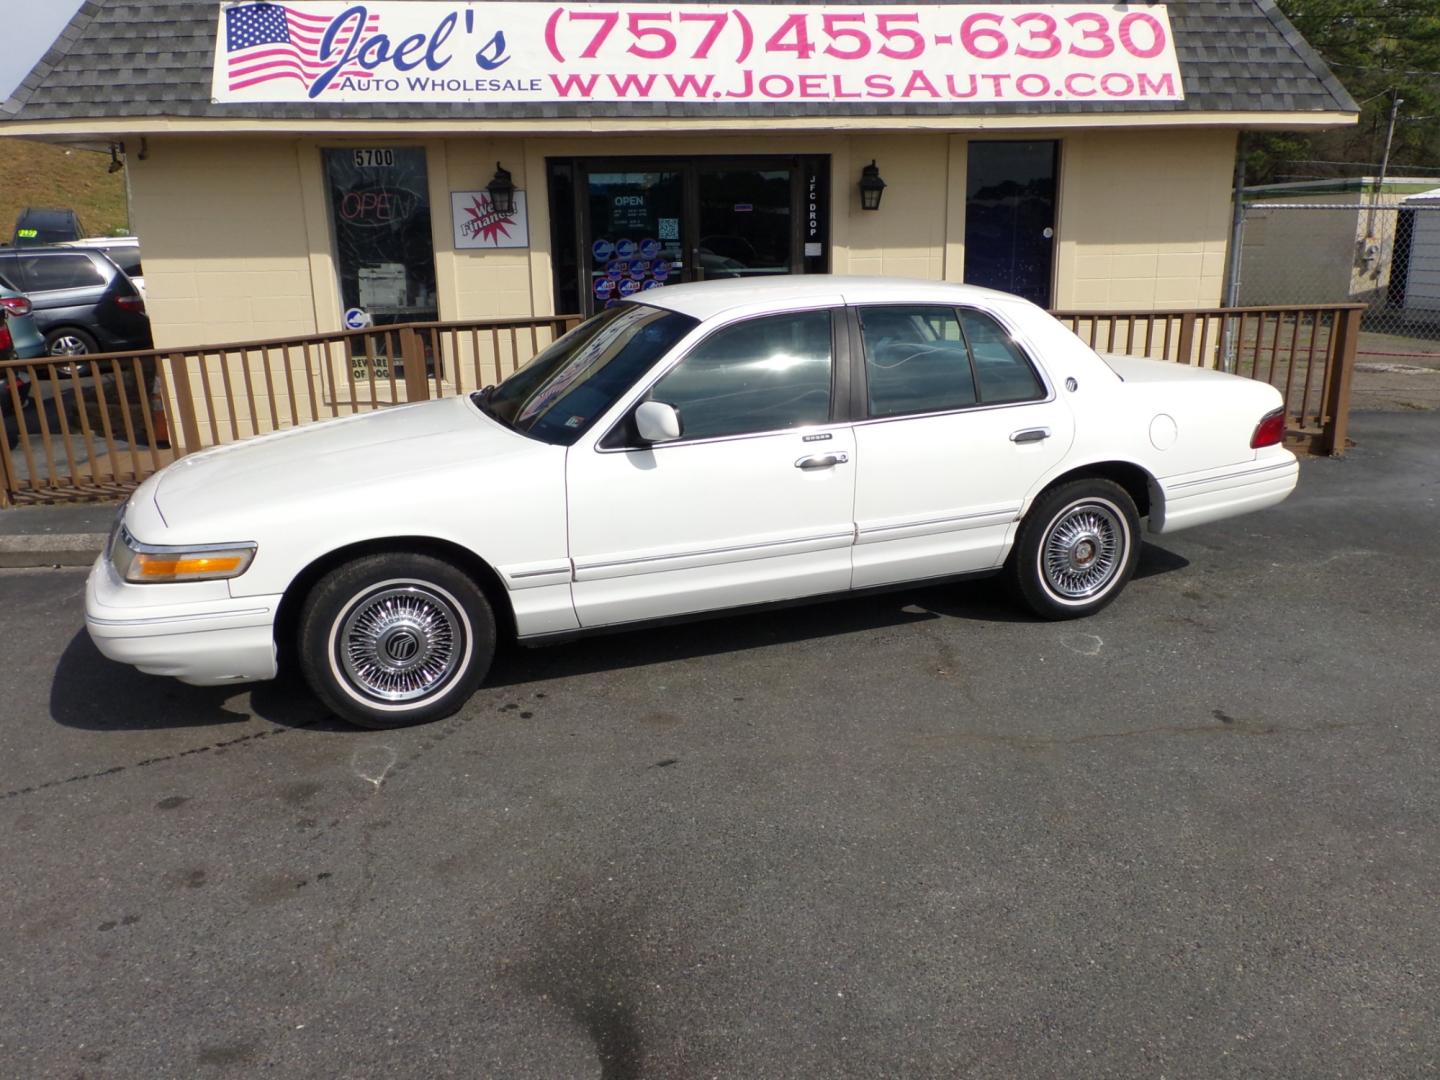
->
[213,3,1183,104]
[451,190,529,249]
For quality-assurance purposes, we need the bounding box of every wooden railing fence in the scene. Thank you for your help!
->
[1051,303,1364,456]
[2,304,1359,508]
[1,315,578,507]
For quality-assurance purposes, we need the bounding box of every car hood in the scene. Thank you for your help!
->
[152,396,533,533]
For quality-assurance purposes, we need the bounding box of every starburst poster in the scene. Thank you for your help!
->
[451,190,529,249]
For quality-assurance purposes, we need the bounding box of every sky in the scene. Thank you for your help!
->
[2,1,87,102]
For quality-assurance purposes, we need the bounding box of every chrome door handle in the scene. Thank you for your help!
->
[1010,427,1051,444]
[795,452,849,470]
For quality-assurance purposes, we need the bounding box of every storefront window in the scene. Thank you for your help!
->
[551,156,830,316]
[323,147,438,326]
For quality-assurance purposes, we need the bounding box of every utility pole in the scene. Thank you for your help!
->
[1222,133,1248,372]
[1367,90,1404,236]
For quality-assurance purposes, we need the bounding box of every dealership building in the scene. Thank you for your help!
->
[1,1,1356,351]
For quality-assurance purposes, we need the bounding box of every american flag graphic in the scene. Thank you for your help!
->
[224,3,378,92]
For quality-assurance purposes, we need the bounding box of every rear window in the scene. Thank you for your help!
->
[108,250,143,277]
[20,254,105,292]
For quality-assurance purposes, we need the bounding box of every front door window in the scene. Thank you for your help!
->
[648,309,833,440]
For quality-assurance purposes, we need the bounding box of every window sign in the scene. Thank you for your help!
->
[323,146,438,325]
[451,191,530,249]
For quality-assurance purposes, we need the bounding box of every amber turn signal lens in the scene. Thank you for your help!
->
[118,539,257,583]
[133,553,246,579]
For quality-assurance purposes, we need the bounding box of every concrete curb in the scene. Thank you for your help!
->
[0,534,107,568]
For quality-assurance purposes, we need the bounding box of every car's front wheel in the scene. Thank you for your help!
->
[298,553,496,729]
[1012,479,1140,620]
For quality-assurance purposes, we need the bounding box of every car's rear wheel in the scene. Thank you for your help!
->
[1012,479,1140,620]
[298,553,496,729]
[45,327,98,357]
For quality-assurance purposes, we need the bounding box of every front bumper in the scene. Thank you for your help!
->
[85,554,282,686]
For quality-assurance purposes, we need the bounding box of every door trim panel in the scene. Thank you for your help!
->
[856,505,1022,544]
[573,528,856,581]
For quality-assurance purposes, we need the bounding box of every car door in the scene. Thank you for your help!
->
[566,305,856,628]
[850,302,1075,589]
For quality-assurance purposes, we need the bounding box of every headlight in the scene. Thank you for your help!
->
[110,525,257,584]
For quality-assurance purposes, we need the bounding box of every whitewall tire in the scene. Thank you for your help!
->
[299,553,495,728]
[1012,479,1140,620]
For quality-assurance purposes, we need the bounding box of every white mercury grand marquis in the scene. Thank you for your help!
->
[87,277,1299,728]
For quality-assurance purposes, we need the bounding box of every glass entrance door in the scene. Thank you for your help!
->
[551,156,829,315]
[696,167,793,280]
[585,170,685,311]
[964,141,1059,308]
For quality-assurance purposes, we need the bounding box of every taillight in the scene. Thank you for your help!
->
[0,295,31,317]
[1251,407,1286,449]
[0,323,12,352]
[116,295,146,313]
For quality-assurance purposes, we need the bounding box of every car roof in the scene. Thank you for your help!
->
[62,237,140,248]
[15,208,78,226]
[3,245,103,258]
[631,275,1025,320]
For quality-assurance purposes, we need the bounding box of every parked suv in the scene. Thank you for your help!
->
[0,247,152,356]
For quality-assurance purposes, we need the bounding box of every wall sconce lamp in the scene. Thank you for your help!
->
[108,142,125,174]
[487,162,516,216]
[858,160,886,211]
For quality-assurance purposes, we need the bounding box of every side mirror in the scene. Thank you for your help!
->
[634,400,682,444]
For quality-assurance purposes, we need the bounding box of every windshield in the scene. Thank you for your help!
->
[476,303,697,445]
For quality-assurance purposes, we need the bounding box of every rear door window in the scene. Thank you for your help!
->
[960,309,1046,404]
[859,305,977,417]
[20,254,105,292]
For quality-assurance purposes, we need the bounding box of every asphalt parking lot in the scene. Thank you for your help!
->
[1,411,1437,1079]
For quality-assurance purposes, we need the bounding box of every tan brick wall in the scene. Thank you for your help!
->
[128,127,1240,348]
[1052,128,1235,310]
[129,137,320,348]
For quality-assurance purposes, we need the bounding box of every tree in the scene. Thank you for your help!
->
[1247,0,1440,184]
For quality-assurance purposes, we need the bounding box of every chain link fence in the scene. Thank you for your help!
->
[1237,199,1440,368]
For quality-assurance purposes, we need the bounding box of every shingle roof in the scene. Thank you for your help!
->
[2,0,1358,124]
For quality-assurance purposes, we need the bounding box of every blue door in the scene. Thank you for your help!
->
[964,141,1059,308]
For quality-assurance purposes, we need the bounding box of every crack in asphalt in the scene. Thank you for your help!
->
[0,723,313,801]
[909,716,1368,752]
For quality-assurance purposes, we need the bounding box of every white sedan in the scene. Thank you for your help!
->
[86,277,1297,728]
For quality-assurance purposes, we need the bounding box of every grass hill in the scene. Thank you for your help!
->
[0,139,129,240]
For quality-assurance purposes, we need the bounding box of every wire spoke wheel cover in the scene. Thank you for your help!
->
[1041,501,1125,600]
[1013,480,1139,620]
[330,580,470,704]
